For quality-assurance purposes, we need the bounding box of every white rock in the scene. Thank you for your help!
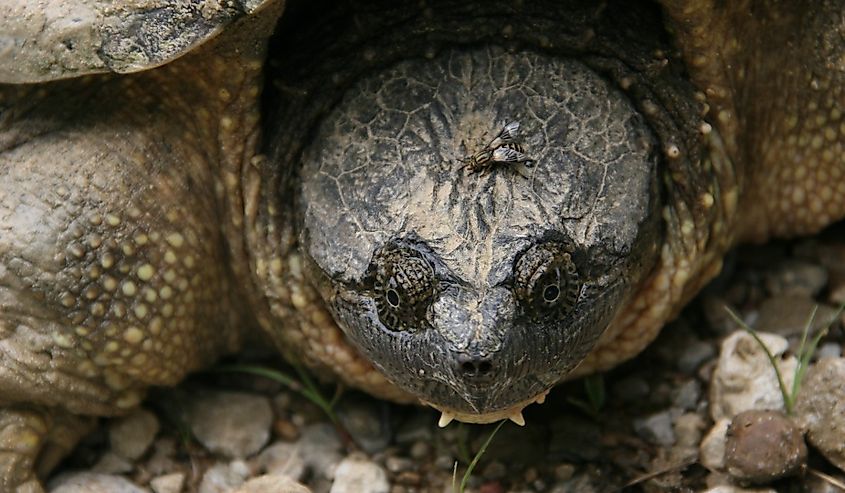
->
[252,442,306,481]
[198,461,249,493]
[700,418,731,472]
[233,474,312,493]
[709,330,796,421]
[150,472,185,493]
[49,472,147,493]
[298,423,343,479]
[188,391,273,459]
[329,456,389,493]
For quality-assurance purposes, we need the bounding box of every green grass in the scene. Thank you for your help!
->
[452,420,506,493]
[725,303,843,415]
[567,373,606,419]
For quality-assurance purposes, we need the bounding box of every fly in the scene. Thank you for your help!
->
[460,121,535,174]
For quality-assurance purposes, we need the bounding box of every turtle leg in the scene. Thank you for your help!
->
[0,15,272,488]
[0,407,95,493]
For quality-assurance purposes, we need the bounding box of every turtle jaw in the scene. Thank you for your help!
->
[324,274,627,419]
[421,389,552,427]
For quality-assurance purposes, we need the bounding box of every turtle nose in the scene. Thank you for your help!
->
[455,352,495,381]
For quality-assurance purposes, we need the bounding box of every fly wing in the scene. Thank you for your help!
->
[492,146,531,163]
[487,121,520,148]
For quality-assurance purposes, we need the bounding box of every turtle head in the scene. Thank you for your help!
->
[299,46,661,422]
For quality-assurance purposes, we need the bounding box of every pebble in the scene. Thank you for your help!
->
[274,418,301,441]
[763,260,828,297]
[330,455,389,493]
[553,463,576,481]
[674,413,706,449]
[252,441,306,481]
[724,410,806,484]
[677,340,716,374]
[795,357,845,471]
[816,342,842,359]
[109,408,160,460]
[394,413,434,444]
[433,454,456,471]
[150,472,185,493]
[408,440,430,459]
[700,418,731,472]
[49,472,147,493]
[188,391,273,459]
[671,379,702,411]
[336,395,392,454]
[198,461,250,493]
[753,295,837,337]
[91,451,133,475]
[633,410,676,447]
[384,456,414,473]
[709,330,797,421]
[234,474,312,493]
[298,423,344,479]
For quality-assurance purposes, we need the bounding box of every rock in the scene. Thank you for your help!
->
[234,474,312,493]
[109,408,160,460]
[330,455,389,493]
[674,413,706,449]
[553,463,576,481]
[145,438,178,477]
[795,357,845,471]
[150,473,185,493]
[252,442,306,481]
[198,461,250,493]
[724,410,806,484]
[91,451,133,475]
[384,456,414,474]
[633,410,676,447]
[700,418,731,472]
[298,423,344,479]
[188,391,273,459]
[394,412,435,444]
[49,472,147,493]
[336,394,392,454]
[672,379,702,411]
[763,260,828,298]
[753,296,837,337]
[709,330,797,421]
[678,340,716,374]
[817,342,842,360]
[408,440,430,459]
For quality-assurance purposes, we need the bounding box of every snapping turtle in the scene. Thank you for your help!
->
[1,0,842,489]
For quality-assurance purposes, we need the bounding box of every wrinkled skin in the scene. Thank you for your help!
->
[0,0,843,490]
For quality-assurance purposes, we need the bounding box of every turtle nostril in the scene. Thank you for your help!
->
[456,354,494,378]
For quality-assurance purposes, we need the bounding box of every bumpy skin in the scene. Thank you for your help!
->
[0,0,843,489]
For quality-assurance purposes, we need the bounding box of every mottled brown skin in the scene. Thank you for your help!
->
[0,0,843,491]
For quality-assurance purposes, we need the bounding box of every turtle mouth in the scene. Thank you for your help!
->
[421,388,552,427]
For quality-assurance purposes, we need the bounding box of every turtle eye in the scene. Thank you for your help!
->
[514,241,581,318]
[373,245,437,331]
